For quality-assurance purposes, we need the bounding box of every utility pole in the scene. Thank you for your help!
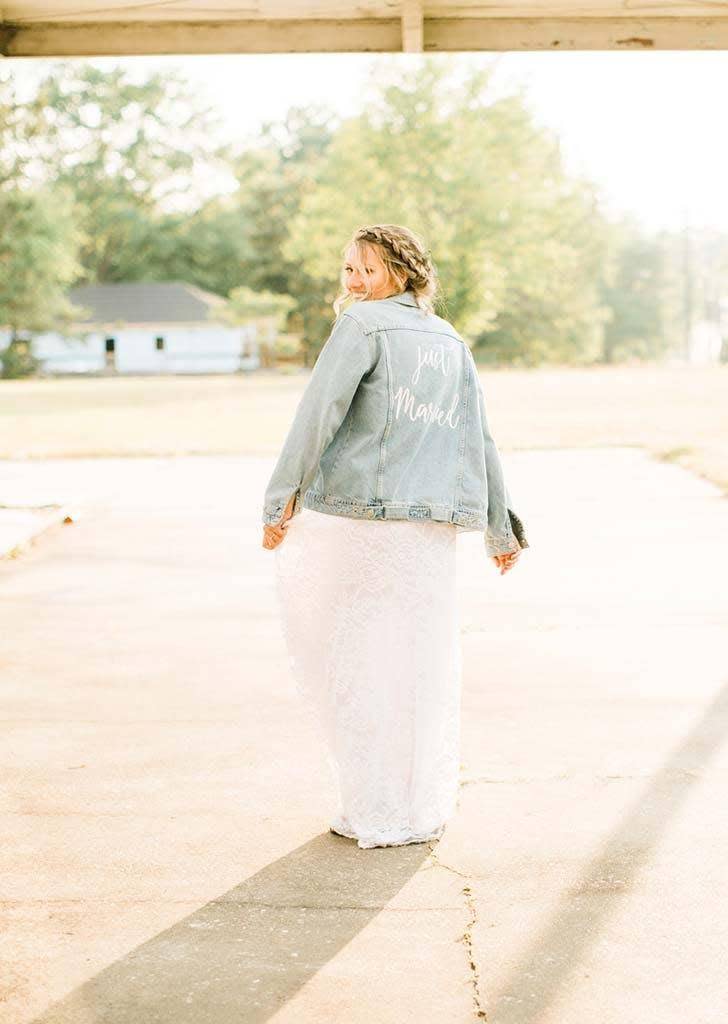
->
[681,204,694,362]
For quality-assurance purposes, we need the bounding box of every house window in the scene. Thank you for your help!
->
[155,336,165,351]
[105,337,115,353]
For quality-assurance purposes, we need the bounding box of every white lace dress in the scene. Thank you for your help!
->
[274,506,462,849]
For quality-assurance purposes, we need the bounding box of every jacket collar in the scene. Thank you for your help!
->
[386,288,419,307]
[347,288,420,307]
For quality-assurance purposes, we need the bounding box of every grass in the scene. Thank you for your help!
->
[1,364,727,495]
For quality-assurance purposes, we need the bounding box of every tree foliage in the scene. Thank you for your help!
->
[0,187,84,335]
[1,63,232,283]
[281,59,613,363]
[2,58,726,367]
[0,186,85,377]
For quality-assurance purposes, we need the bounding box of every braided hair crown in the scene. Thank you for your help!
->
[339,223,440,314]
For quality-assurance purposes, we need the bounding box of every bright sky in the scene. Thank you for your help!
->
[8,50,728,233]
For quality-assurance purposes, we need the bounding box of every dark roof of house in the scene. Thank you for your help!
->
[68,282,229,325]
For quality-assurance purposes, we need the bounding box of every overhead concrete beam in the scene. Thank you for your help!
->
[424,16,728,50]
[401,1,424,53]
[0,17,402,57]
[3,15,728,57]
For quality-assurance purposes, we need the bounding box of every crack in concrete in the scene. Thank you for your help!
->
[460,884,488,1020]
[460,769,701,786]
[460,774,568,786]
[425,841,471,880]
[425,842,488,1020]
[601,769,700,781]
[0,503,63,510]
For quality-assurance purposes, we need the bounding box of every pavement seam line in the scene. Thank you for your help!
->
[0,898,464,911]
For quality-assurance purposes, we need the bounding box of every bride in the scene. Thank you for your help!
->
[261,223,527,849]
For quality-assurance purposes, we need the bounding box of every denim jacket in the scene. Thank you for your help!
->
[262,288,527,557]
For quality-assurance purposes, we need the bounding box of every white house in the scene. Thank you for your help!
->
[0,281,259,375]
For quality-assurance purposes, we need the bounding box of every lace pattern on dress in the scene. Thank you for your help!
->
[274,508,462,849]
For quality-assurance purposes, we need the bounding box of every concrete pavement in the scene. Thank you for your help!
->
[1,448,727,1023]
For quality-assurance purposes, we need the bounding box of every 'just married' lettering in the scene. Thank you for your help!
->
[411,343,452,385]
[392,342,461,430]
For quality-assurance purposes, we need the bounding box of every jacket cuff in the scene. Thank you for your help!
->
[484,508,529,557]
[484,530,518,558]
[263,505,286,526]
[262,489,300,527]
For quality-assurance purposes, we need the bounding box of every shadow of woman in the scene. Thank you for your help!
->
[32,831,434,1024]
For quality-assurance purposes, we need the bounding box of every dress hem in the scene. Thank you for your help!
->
[329,816,447,849]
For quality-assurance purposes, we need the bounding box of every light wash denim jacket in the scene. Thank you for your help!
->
[262,288,527,557]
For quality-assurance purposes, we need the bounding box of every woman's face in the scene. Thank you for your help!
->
[343,243,399,301]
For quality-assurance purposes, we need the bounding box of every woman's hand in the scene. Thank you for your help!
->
[262,491,297,551]
[490,543,522,575]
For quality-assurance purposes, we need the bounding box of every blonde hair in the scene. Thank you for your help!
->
[333,224,441,318]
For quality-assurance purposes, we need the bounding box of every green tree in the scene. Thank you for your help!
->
[7,62,231,283]
[148,197,255,298]
[282,57,612,364]
[225,285,297,365]
[0,71,53,189]
[0,186,84,377]
[224,285,295,325]
[598,215,668,363]
[228,107,337,364]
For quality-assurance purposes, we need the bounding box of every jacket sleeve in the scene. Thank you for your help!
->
[469,353,529,557]
[262,312,378,526]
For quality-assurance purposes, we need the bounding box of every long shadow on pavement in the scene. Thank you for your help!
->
[490,676,728,1021]
[31,832,431,1024]
[31,678,728,1024]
